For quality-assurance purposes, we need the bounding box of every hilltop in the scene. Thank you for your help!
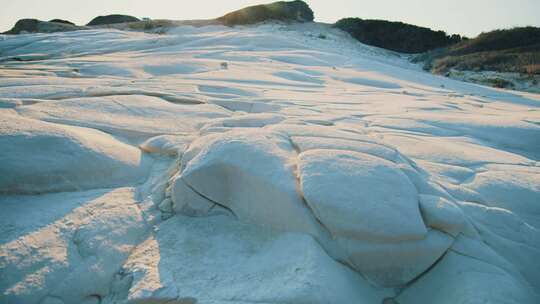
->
[3,0,537,92]
[334,18,463,54]
[413,27,540,91]
[2,1,314,35]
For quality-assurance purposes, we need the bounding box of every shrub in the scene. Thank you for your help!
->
[4,19,40,34]
[486,78,514,88]
[334,18,462,53]
[49,19,75,26]
[3,19,79,35]
[420,27,540,75]
[87,14,140,26]
[446,27,540,56]
[217,0,314,26]
[126,20,174,31]
[526,64,540,75]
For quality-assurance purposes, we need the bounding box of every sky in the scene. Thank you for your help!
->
[1,0,539,37]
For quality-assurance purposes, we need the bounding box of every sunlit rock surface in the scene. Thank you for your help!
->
[0,112,149,194]
[0,21,539,303]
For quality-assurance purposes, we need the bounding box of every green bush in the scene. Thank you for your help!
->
[4,19,40,34]
[87,14,140,26]
[126,20,174,31]
[419,27,540,75]
[3,19,79,35]
[334,18,462,53]
[217,0,314,26]
[445,27,540,56]
[486,78,514,88]
[49,19,75,26]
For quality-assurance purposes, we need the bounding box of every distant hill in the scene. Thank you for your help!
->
[217,0,314,26]
[2,0,537,92]
[334,18,463,54]
[86,14,140,26]
[2,15,143,35]
[415,27,540,75]
[3,1,313,35]
[49,19,75,26]
[332,18,539,91]
[411,27,540,91]
[3,19,82,35]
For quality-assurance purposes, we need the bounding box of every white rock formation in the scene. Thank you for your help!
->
[418,194,468,236]
[339,229,453,286]
[0,112,149,194]
[0,188,148,304]
[178,129,325,237]
[113,215,390,304]
[18,94,230,141]
[397,250,537,304]
[298,149,426,242]
[0,21,539,304]
[139,134,195,156]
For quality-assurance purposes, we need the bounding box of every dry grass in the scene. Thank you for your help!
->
[418,27,540,75]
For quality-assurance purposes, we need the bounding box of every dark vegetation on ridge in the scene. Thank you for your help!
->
[4,19,44,34]
[122,0,315,29]
[49,19,75,26]
[2,0,537,90]
[414,27,540,75]
[3,19,80,34]
[3,1,313,34]
[334,18,463,54]
[2,14,144,35]
[86,14,141,26]
[217,0,314,26]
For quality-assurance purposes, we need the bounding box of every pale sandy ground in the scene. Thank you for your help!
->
[1,22,539,304]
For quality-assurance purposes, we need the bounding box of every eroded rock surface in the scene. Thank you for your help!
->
[0,112,149,194]
[298,149,426,242]
[113,215,389,304]
[1,18,539,304]
[0,188,149,304]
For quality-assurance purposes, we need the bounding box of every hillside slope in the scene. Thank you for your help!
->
[334,17,462,53]
[0,21,539,304]
[3,0,536,91]
[3,0,315,34]
[415,27,540,92]
[217,0,314,25]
